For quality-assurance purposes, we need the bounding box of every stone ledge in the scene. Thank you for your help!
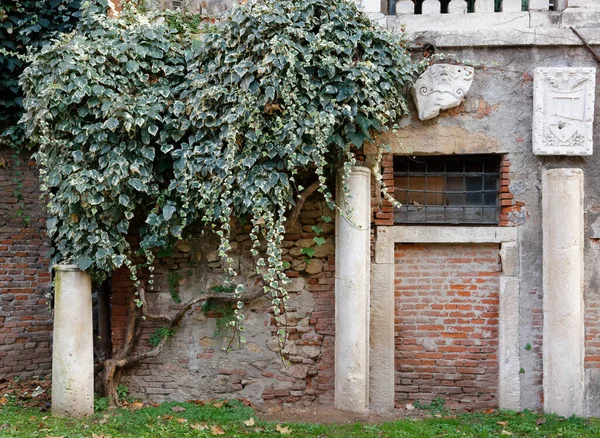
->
[386,16,600,48]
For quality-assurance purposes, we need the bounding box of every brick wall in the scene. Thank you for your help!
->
[0,147,52,377]
[110,197,336,405]
[394,243,501,410]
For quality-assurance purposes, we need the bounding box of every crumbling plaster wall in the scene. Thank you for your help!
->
[370,44,600,414]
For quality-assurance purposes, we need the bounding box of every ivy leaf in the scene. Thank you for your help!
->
[313,237,326,246]
[76,256,93,271]
[103,118,119,131]
[128,178,144,192]
[125,60,139,73]
[141,147,155,160]
[321,215,332,223]
[347,132,367,148]
[311,225,323,235]
[163,205,176,221]
[119,194,130,206]
[301,247,315,258]
[148,125,159,136]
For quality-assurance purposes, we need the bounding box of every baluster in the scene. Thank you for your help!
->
[448,0,467,14]
[475,0,495,12]
[396,0,415,14]
[361,0,381,13]
[528,0,549,9]
[422,0,441,14]
[503,0,522,11]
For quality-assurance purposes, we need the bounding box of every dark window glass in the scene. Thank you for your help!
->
[393,155,501,225]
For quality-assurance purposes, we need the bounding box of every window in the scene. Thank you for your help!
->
[393,155,501,225]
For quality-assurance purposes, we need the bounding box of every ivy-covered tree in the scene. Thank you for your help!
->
[20,0,422,404]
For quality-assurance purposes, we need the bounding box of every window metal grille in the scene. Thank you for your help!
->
[393,155,500,225]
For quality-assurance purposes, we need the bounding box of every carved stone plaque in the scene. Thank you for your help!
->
[533,67,595,156]
[411,64,474,121]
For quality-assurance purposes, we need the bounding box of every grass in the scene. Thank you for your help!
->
[1,400,600,437]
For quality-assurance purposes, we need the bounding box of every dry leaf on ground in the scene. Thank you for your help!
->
[177,418,187,424]
[501,431,513,436]
[213,401,224,408]
[276,424,292,434]
[190,423,208,431]
[130,402,144,410]
[405,403,414,410]
[497,421,508,426]
[211,425,225,435]
[171,406,186,412]
[243,418,255,427]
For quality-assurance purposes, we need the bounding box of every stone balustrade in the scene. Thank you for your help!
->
[380,0,600,48]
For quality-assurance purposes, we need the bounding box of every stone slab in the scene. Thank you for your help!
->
[533,68,595,156]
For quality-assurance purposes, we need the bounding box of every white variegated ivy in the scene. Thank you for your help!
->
[20,0,421,337]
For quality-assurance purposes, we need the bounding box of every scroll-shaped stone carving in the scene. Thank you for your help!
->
[411,64,474,121]
[533,67,595,156]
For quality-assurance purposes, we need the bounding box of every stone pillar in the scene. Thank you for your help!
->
[335,166,371,413]
[52,265,94,417]
[542,169,585,417]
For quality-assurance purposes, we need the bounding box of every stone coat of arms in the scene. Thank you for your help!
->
[533,67,595,156]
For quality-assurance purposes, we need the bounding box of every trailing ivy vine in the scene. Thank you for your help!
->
[20,0,421,334]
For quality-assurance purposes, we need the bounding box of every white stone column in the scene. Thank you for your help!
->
[52,265,94,417]
[542,169,585,417]
[335,166,371,413]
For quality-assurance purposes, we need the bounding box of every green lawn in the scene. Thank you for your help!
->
[1,400,599,437]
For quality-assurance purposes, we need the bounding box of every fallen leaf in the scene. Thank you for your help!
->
[92,434,105,438]
[405,403,415,410]
[177,418,187,424]
[211,425,225,435]
[276,424,292,435]
[162,415,173,420]
[32,386,45,398]
[243,418,255,427]
[536,417,547,426]
[483,409,495,414]
[501,431,513,436]
[0,397,7,405]
[130,402,144,410]
[213,401,224,408]
[171,406,186,413]
[190,423,208,431]
[497,421,508,426]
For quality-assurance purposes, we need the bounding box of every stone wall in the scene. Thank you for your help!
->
[111,197,336,405]
[394,243,500,410]
[0,147,52,377]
